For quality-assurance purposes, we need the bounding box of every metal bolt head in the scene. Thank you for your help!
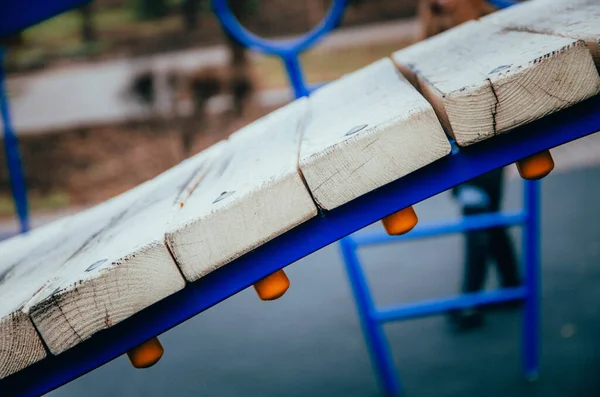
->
[86,259,108,272]
[345,124,368,136]
[213,190,235,204]
[489,64,511,74]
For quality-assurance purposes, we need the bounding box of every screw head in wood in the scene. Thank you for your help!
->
[345,124,368,136]
[86,259,108,272]
[213,190,235,204]
[489,64,512,74]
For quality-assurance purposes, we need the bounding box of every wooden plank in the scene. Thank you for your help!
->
[392,20,600,147]
[0,183,159,378]
[483,0,600,68]
[166,99,317,282]
[25,143,224,355]
[0,220,68,378]
[299,58,451,210]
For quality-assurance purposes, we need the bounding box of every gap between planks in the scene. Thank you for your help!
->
[392,10,600,147]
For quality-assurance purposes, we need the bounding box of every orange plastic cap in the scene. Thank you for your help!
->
[253,269,290,301]
[516,150,554,180]
[382,206,418,236]
[127,337,164,369]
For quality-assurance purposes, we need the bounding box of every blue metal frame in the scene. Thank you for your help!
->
[523,177,541,380]
[0,0,90,38]
[0,48,29,233]
[0,0,593,396]
[214,0,535,394]
[1,94,599,397]
[211,0,347,99]
[340,183,539,395]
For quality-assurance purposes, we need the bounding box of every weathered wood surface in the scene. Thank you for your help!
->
[0,180,171,378]
[26,143,224,355]
[0,142,223,370]
[392,20,600,146]
[0,220,68,378]
[483,0,600,68]
[166,99,317,282]
[4,6,600,376]
[0,184,152,377]
[299,58,451,210]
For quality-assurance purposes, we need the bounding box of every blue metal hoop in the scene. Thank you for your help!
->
[210,0,347,56]
[487,0,518,9]
[210,0,347,98]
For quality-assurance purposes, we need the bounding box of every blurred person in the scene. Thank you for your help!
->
[417,0,521,330]
[417,0,495,40]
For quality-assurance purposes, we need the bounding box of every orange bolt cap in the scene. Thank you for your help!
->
[253,269,290,301]
[516,150,554,180]
[127,337,164,369]
[382,206,418,236]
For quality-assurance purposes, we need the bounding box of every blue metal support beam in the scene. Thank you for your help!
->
[0,0,91,38]
[374,287,527,323]
[1,92,598,397]
[522,179,541,380]
[350,211,526,246]
[0,48,29,233]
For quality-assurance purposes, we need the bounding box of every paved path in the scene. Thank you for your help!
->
[6,20,417,134]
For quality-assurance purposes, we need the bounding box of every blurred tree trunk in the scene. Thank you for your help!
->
[227,0,248,66]
[79,3,96,43]
[181,0,201,31]
[134,0,168,21]
[225,0,253,117]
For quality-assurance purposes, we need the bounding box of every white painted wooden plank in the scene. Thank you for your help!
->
[166,99,317,282]
[0,184,154,377]
[483,0,600,67]
[392,20,600,147]
[25,143,225,355]
[299,58,451,210]
[0,220,68,378]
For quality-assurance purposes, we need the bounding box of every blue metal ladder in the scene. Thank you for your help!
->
[212,0,537,394]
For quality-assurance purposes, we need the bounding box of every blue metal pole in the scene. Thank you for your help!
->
[0,48,30,233]
[375,286,526,322]
[351,211,526,246]
[486,0,517,9]
[210,0,347,56]
[282,55,310,99]
[522,179,540,380]
[339,237,402,396]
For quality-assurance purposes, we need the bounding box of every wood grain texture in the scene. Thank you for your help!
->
[0,185,152,377]
[0,221,66,378]
[166,99,317,282]
[392,20,600,146]
[483,0,600,68]
[299,58,451,210]
[26,143,225,355]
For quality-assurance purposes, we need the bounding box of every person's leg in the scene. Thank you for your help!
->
[489,226,521,288]
[473,168,521,311]
[480,167,522,289]
[462,205,490,293]
[449,184,491,329]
